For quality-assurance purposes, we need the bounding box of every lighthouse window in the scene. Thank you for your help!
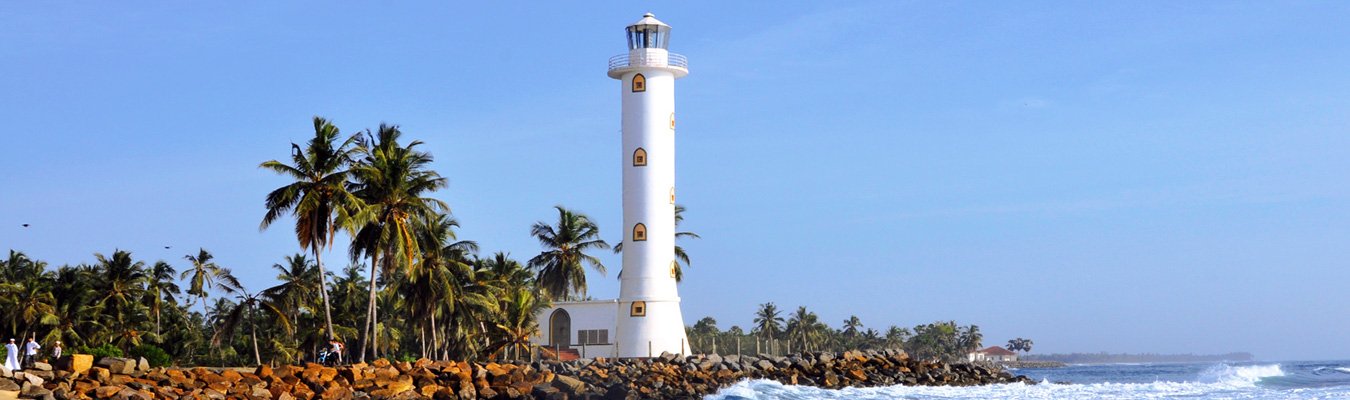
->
[670,261,679,278]
[632,74,646,92]
[633,148,647,166]
[669,187,676,204]
[631,301,647,317]
[633,223,647,241]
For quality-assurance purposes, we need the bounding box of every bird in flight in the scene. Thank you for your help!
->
[21,224,29,228]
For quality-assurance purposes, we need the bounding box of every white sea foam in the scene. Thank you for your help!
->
[1198,364,1284,387]
[1336,367,1350,374]
[705,365,1306,400]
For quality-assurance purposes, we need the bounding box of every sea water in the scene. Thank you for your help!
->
[705,360,1350,399]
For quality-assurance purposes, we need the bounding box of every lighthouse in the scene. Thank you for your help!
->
[532,13,691,360]
[609,13,692,358]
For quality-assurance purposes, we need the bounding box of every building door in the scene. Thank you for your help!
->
[549,309,571,348]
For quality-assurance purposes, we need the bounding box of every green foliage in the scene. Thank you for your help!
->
[130,344,172,367]
[79,343,124,358]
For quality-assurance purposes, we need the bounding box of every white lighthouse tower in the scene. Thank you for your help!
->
[609,13,692,358]
[530,13,692,360]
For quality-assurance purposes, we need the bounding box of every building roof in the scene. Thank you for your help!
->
[976,346,1017,356]
[630,13,670,28]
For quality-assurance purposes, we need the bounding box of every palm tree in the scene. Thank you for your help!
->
[180,249,227,311]
[347,124,449,362]
[692,317,719,353]
[212,269,292,366]
[753,302,784,355]
[884,325,911,350]
[786,306,825,353]
[842,315,864,339]
[477,252,532,292]
[145,261,181,340]
[94,250,149,350]
[958,325,983,353]
[260,117,361,344]
[488,287,543,361]
[613,204,700,282]
[48,265,98,349]
[1007,337,1033,353]
[528,206,610,301]
[262,254,318,334]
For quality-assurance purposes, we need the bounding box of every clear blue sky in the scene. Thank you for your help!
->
[3,2,1348,361]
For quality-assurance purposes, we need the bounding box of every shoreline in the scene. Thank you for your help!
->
[4,350,1034,399]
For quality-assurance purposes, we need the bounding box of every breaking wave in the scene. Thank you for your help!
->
[704,363,1350,400]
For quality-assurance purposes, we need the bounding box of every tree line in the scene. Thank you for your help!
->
[685,303,993,362]
[0,117,695,366]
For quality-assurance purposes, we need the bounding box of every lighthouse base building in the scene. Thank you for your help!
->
[531,13,693,359]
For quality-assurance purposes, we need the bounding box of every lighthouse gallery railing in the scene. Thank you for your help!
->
[608,52,688,71]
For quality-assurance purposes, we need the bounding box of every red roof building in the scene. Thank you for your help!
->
[968,346,1019,362]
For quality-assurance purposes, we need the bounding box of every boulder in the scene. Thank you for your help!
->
[136,357,150,372]
[0,390,16,400]
[19,371,44,387]
[551,372,586,394]
[29,362,52,372]
[0,366,9,379]
[92,386,121,399]
[95,357,135,375]
[0,379,17,392]
[21,385,54,400]
[54,355,93,375]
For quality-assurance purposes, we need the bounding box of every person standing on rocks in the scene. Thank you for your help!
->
[330,340,344,365]
[23,337,40,368]
[52,340,62,359]
[3,339,18,370]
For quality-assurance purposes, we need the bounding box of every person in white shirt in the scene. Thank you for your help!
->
[23,338,40,369]
[330,341,343,364]
[4,339,19,371]
[52,341,62,359]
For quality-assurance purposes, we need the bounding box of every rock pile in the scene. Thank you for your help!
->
[0,350,1032,399]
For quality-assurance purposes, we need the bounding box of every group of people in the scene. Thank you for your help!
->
[3,337,58,371]
[317,340,344,366]
[4,337,343,369]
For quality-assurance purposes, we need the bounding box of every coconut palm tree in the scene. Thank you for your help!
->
[692,317,719,353]
[347,123,448,362]
[94,250,149,349]
[260,117,361,344]
[958,324,983,353]
[145,261,180,340]
[262,254,318,333]
[528,206,610,301]
[842,315,864,339]
[487,286,544,361]
[48,265,98,349]
[786,306,825,353]
[612,204,700,282]
[884,325,911,350]
[212,268,292,366]
[753,302,784,355]
[180,249,228,311]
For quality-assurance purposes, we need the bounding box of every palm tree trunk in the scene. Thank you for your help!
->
[430,314,438,361]
[313,246,338,343]
[360,252,379,362]
[250,304,262,366]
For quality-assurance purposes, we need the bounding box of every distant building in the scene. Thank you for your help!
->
[968,346,1019,362]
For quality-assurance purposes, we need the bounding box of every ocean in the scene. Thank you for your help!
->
[705,360,1350,399]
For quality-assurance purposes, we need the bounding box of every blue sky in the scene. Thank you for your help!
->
[3,2,1348,361]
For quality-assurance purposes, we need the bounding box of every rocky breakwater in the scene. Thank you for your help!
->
[0,349,1032,400]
